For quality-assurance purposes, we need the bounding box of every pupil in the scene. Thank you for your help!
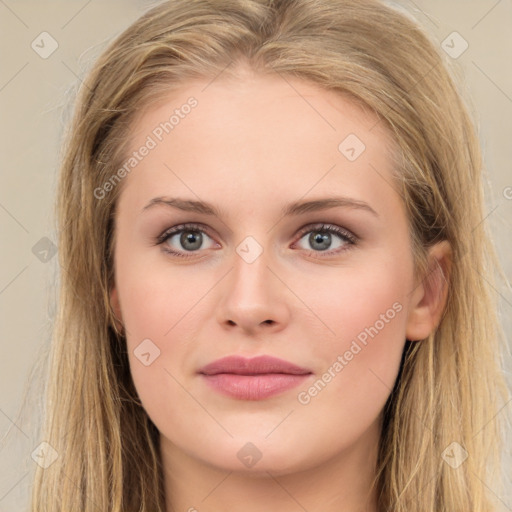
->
[181,230,202,251]
[310,231,331,251]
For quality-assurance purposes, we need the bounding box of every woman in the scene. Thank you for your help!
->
[30,0,509,510]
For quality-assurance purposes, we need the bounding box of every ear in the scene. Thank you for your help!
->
[109,285,125,334]
[405,240,452,341]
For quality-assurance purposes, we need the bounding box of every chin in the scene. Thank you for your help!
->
[197,436,322,476]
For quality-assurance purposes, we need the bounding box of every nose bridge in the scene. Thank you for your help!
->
[229,236,274,305]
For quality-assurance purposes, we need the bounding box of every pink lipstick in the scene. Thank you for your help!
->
[198,355,312,400]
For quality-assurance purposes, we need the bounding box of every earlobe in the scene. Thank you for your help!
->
[405,240,452,342]
[109,286,125,334]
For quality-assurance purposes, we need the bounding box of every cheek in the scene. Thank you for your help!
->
[116,256,215,409]
[296,258,409,411]
[303,256,409,346]
[117,254,208,340]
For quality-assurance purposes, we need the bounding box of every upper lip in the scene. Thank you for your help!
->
[199,355,312,376]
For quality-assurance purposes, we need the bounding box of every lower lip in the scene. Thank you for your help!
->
[201,373,311,400]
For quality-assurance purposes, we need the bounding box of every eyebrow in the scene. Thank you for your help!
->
[141,196,379,218]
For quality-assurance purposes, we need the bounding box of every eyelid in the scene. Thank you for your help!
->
[155,222,216,245]
[294,222,357,244]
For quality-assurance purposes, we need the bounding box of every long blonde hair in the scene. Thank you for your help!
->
[29,0,509,510]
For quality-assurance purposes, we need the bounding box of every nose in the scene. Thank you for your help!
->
[216,246,291,336]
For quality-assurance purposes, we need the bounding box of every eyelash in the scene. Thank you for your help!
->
[154,222,358,259]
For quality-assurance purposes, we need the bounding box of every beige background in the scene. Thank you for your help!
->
[1,0,511,509]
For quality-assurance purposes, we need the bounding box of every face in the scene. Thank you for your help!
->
[109,69,443,476]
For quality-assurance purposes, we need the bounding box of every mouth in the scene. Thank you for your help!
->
[198,355,313,400]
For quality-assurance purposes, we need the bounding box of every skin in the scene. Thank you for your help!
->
[109,65,451,512]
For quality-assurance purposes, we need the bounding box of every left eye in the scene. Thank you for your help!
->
[156,222,357,258]
[293,224,356,254]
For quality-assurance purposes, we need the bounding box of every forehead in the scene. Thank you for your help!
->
[128,71,391,150]
[117,72,400,220]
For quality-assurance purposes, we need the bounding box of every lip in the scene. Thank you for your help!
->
[198,355,313,400]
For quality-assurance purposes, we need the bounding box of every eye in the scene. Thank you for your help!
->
[156,223,218,258]
[293,223,357,256]
[155,222,357,259]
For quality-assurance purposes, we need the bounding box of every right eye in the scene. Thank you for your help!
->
[155,223,219,258]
